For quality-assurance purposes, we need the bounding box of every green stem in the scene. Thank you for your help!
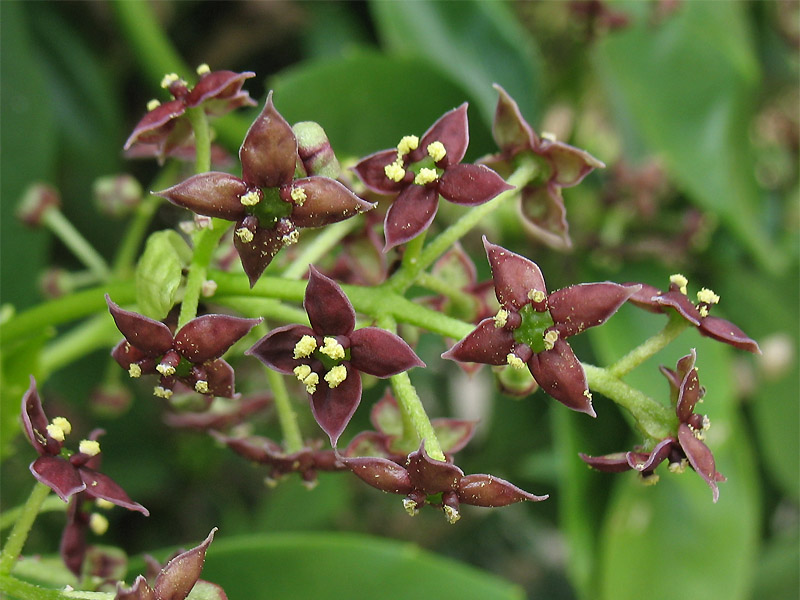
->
[42,209,110,281]
[0,497,65,533]
[39,315,119,379]
[415,271,474,315]
[177,220,230,329]
[0,574,113,600]
[212,297,309,326]
[608,314,690,378]
[392,229,427,288]
[0,483,51,575]
[583,364,676,441]
[283,220,359,280]
[184,106,211,175]
[265,369,304,453]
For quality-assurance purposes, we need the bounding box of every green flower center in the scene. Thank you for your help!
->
[250,187,292,227]
[512,304,555,354]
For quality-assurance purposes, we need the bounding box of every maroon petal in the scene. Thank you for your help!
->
[405,443,463,493]
[527,339,595,416]
[432,419,477,455]
[699,316,761,354]
[111,341,157,375]
[116,575,156,600]
[625,438,675,472]
[483,237,547,311]
[678,423,722,502]
[106,296,174,357]
[153,528,217,600]
[156,173,249,220]
[30,456,85,502]
[538,139,604,187]
[202,359,237,398]
[248,324,316,374]
[655,291,702,325]
[674,351,702,423]
[22,376,58,456]
[625,282,664,313]
[352,149,410,195]
[342,455,413,494]
[342,431,392,459]
[287,177,375,228]
[240,91,298,189]
[548,282,639,338]
[458,473,548,506]
[491,84,537,153]
[211,432,284,464]
[175,315,261,363]
[310,362,362,447]
[414,103,469,167]
[438,164,513,206]
[305,267,355,336]
[60,500,89,577]
[186,70,256,110]
[123,99,186,149]
[441,318,516,366]
[383,184,440,251]
[78,468,148,515]
[233,216,284,287]
[579,452,634,473]
[519,183,572,250]
[349,327,425,377]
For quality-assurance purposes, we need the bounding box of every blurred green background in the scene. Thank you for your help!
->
[1,2,797,599]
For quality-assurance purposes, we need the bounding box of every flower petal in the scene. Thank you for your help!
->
[310,362,362,447]
[186,70,256,110]
[414,103,469,167]
[678,423,722,502]
[383,184,440,251]
[233,216,284,287]
[240,91,297,189]
[483,237,547,310]
[202,359,237,399]
[305,267,355,336]
[699,316,761,354]
[491,84,537,153]
[123,99,186,149]
[341,455,414,494]
[433,419,477,455]
[22,376,59,456]
[156,173,249,220]
[352,149,410,195]
[175,315,261,363]
[79,468,149,515]
[116,575,156,600]
[579,452,634,473]
[538,139,605,187]
[655,290,702,325]
[441,318,516,366]
[625,282,664,313]
[458,473,548,506]
[438,164,513,206]
[548,282,639,338]
[625,438,675,472]
[527,338,595,416]
[349,327,425,377]
[30,456,85,502]
[287,177,375,228]
[518,183,572,250]
[405,443,463,493]
[106,296,174,357]
[153,528,217,600]
[247,324,316,374]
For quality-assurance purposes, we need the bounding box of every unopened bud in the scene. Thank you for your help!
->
[93,175,142,218]
[17,183,61,227]
[293,121,341,178]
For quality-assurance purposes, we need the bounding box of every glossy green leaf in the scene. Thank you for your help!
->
[135,230,190,320]
[595,1,782,272]
[370,0,543,126]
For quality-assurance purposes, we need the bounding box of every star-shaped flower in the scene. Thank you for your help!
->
[107,296,261,399]
[157,91,375,286]
[443,237,638,416]
[247,266,425,446]
[22,377,148,513]
[124,65,257,163]
[580,350,727,502]
[343,442,548,523]
[353,104,513,251]
[480,85,605,250]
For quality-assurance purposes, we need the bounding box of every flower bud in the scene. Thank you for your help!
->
[93,174,142,218]
[17,183,60,227]
[293,121,341,178]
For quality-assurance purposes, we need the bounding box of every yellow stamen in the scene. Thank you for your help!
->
[146,99,161,111]
[397,135,419,156]
[128,364,142,378]
[414,168,438,185]
[319,337,345,360]
[153,386,173,399]
[293,335,318,359]
[541,131,557,142]
[403,498,419,517]
[79,440,101,457]
[46,424,66,442]
[239,190,261,206]
[528,289,547,303]
[290,186,308,206]
[195,380,210,394]
[443,505,461,524]
[235,227,254,244]
[156,363,175,376]
[160,73,180,89]
[281,230,299,246]
[51,416,72,436]
[697,288,720,305]
[669,274,688,295]
[506,353,525,369]
[196,63,211,76]
[95,499,114,510]
[427,141,447,162]
[384,162,406,182]
[641,473,660,486]
[493,308,509,328]
[668,459,688,474]
[293,365,319,394]
[324,365,348,388]
[543,329,559,351]
[89,513,109,536]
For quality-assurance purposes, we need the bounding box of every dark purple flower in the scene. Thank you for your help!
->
[157,92,375,286]
[343,442,547,523]
[21,377,148,513]
[124,66,256,163]
[626,275,761,353]
[115,529,226,600]
[353,104,513,251]
[580,350,727,502]
[481,85,605,250]
[247,266,425,446]
[443,237,637,416]
[106,295,260,399]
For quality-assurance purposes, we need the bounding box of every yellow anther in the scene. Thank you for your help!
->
[281,230,299,246]
[195,380,210,394]
[397,135,419,156]
[293,365,319,394]
[699,305,709,318]
[641,473,660,486]
[543,329,559,351]
[160,73,181,89]
[427,141,447,162]
[153,386,173,399]
[46,424,66,442]
[293,335,318,359]
[506,353,526,369]
[319,337,345,360]
[668,459,688,474]
[89,513,109,536]
[239,190,261,206]
[702,415,711,431]
[669,274,689,295]
[290,186,308,206]
[384,161,406,182]
[324,365,348,388]
[443,505,461,524]
[528,289,547,303]
[196,63,211,75]
[128,364,142,378]
[403,498,420,517]
[414,168,439,185]
[583,389,593,401]
[541,131,557,142]
[95,499,115,510]
[79,440,101,457]
[51,416,72,436]
[156,363,176,376]
[146,99,161,111]
[493,308,509,328]
[235,227,254,244]
[697,288,720,305]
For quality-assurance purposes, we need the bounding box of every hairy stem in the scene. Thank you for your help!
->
[608,314,690,378]
[0,483,51,575]
[265,368,305,454]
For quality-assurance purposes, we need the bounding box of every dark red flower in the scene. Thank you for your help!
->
[343,442,547,523]
[353,104,513,251]
[124,66,256,163]
[481,85,605,250]
[157,92,375,286]
[106,296,260,399]
[626,275,761,353]
[443,237,637,416]
[580,350,727,502]
[247,266,424,446]
[21,377,148,514]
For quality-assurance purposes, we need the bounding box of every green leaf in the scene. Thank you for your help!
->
[370,0,543,126]
[135,230,190,320]
[595,1,782,272]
